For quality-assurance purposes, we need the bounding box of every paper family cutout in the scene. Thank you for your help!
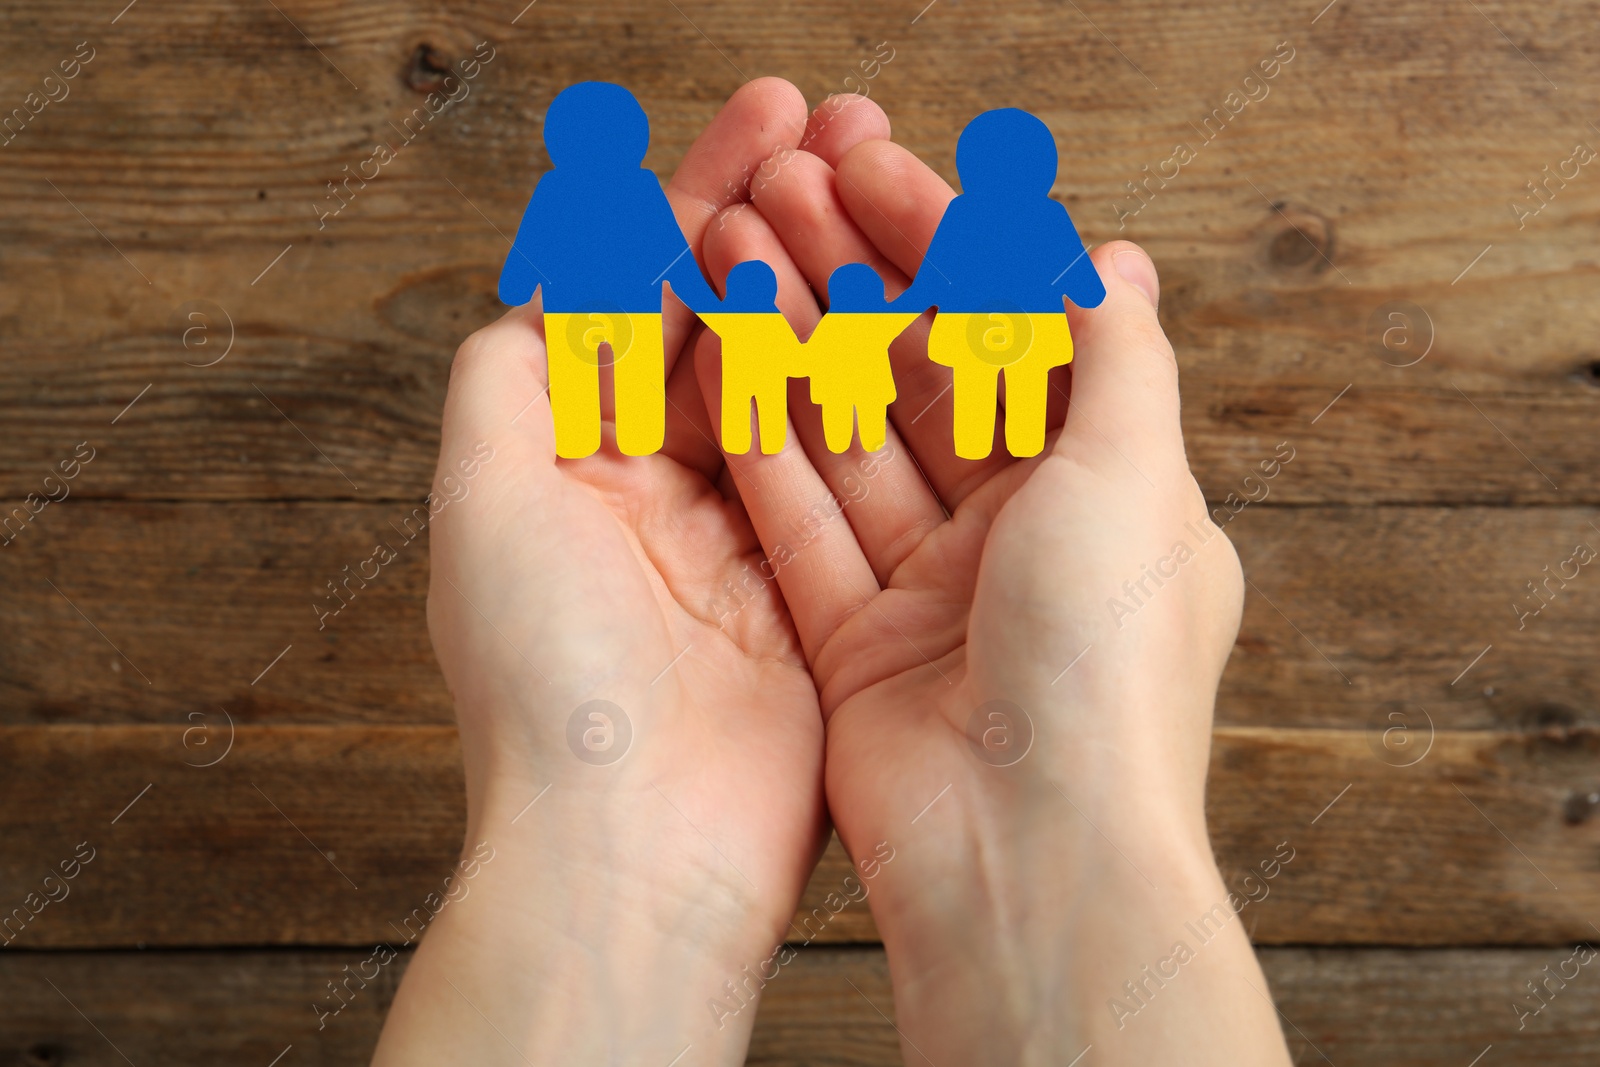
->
[498,82,1105,461]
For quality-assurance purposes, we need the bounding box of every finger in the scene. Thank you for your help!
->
[1045,362,1074,431]
[659,324,726,483]
[702,203,946,584]
[433,300,567,590]
[1057,241,1187,481]
[798,94,891,169]
[832,138,1016,507]
[665,76,810,246]
[660,77,811,374]
[691,323,879,665]
[442,298,553,468]
[834,138,953,281]
[750,148,903,301]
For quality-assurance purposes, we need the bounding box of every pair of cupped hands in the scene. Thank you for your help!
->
[379,80,1290,1067]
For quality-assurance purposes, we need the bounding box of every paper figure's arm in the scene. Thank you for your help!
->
[889,203,960,313]
[889,251,949,314]
[640,181,721,313]
[888,276,932,314]
[498,180,551,306]
[1051,205,1107,310]
[662,249,721,313]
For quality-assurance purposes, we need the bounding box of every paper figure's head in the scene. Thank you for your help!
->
[826,263,886,313]
[544,82,650,170]
[955,108,1057,198]
[724,260,779,307]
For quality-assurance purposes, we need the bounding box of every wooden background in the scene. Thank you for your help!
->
[2,0,1598,1062]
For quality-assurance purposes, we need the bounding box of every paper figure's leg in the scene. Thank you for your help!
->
[612,312,665,456]
[543,312,602,459]
[1000,360,1051,457]
[930,314,1001,460]
[1002,313,1074,457]
[756,381,788,455]
[822,401,855,453]
[856,405,887,452]
[719,364,755,455]
[949,359,1001,459]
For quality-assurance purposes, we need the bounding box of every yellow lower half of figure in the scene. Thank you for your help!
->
[814,402,889,453]
[721,383,789,455]
[700,313,804,455]
[543,312,665,458]
[807,311,913,454]
[927,311,1074,459]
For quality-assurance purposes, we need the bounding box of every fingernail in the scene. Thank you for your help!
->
[1112,249,1159,309]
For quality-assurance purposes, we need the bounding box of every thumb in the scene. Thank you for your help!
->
[1058,241,1187,480]
[439,297,555,472]
[431,298,564,577]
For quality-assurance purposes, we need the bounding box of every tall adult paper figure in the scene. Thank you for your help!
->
[894,108,1106,459]
[498,82,721,458]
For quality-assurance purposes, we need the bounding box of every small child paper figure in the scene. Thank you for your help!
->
[698,261,803,455]
[806,264,919,453]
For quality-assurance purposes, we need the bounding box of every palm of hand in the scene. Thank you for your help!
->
[677,125,1241,901]
[427,81,862,939]
[431,343,828,933]
[818,447,1235,861]
[433,79,1239,955]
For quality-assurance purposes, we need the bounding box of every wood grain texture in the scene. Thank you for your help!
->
[2,0,1598,1060]
[0,724,1595,949]
[2,503,1596,730]
[0,1,1595,503]
[3,946,1599,1065]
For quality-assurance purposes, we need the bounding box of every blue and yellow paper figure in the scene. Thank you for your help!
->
[895,108,1105,459]
[807,264,918,453]
[698,261,803,455]
[498,82,720,459]
[499,85,1106,462]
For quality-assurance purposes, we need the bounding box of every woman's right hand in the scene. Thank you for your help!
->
[700,123,1293,1065]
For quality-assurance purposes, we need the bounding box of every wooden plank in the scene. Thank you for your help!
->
[3,502,1596,730]
[0,502,448,726]
[2,945,1598,1065]
[1221,504,1600,731]
[0,1,1595,503]
[0,724,1595,949]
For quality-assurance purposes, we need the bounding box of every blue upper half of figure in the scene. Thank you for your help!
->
[827,263,891,314]
[498,81,719,314]
[497,89,1104,320]
[718,260,780,314]
[894,108,1106,315]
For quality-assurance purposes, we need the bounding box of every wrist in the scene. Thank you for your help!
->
[376,779,782,1066]
[863,772,1229,1065]
[456,702,797,960]
[873,777,1222,950]
[468,769,782,960]
[447,758,794,1050]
